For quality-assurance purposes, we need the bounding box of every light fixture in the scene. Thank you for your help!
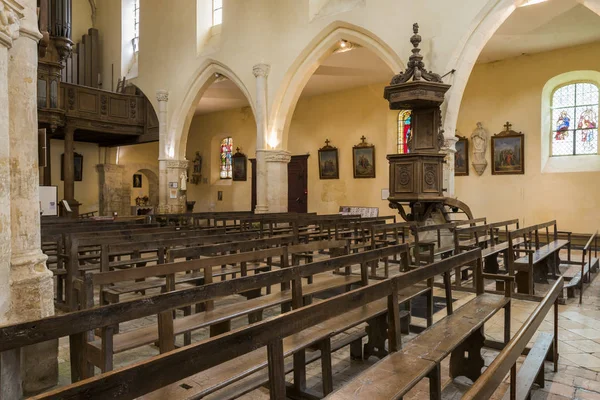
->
[334,39,356,54]
[519,0,547,7]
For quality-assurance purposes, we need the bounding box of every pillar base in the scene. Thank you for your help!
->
[158,159,189,215]
[9,250,57,393]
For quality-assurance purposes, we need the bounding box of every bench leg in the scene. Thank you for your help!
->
[183,306,192,346]
[320,338,333,396]
[535,363,545,388]
[516,271,534,295]
[449,326,485,382]
[484,253,500,274]
[364,314,388,360]
[210,321,231,337]
[428,364,442,400]
[350,337,363,360]
[293,350,306,392]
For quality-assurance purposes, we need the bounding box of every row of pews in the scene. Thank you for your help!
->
[0,212,594,398]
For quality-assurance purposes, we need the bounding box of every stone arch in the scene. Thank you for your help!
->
[168,60,256,160]
[442,0,600,140]
[269,21,404,150]
[126,164,160,209]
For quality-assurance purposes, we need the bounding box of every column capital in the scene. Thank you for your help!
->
[441,134,458,154]
[253,63,270,78]
[257,149,291,163]
[156,89,169,102]
[0,0,24,48]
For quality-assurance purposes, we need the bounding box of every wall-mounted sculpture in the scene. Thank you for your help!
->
[471,122,488,176]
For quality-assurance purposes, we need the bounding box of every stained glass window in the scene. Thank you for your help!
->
[132,0,139,52]
[220,137,233,179]
[551,82,599,156]
[397,110,412,154]
[213,0,223,26]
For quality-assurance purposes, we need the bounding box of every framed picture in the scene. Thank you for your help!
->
[318,139,339,179]
[60,152,83,182]
[168,182,178,189]
[454,136,469,176]
[217,191,223,201]
[352,136,375,179]
[133,174,142,188]
[491,123,525,175]
[232,149,247,181]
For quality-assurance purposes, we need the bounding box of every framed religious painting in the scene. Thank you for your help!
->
[133,174,142,188]
[454,136,469,176]
[491,122,525,175]
[353,136,375,179]
[318,139,339,179]
[231,148,247,181]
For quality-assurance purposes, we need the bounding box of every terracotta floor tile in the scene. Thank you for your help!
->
[560,353,600,368]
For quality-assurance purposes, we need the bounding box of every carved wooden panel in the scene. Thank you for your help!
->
[393,162,414,193]
[422,162,440,193]
[78,92,98,113]
[412,109,436,151]
[109,97,129,119]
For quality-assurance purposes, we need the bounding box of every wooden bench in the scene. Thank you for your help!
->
[462,277,563,400]
[77,240,357,373]
[564,230,599,303]
[326,250,514,400]
[11,244,446,399]
[508,221,570,295]
[453,219,522,287]
[0,244,412,392]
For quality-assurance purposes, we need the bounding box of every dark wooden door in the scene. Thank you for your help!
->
[287,155,308,213]
[250,155,308,213]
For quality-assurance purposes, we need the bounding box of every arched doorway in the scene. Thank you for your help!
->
[130,168,159,215]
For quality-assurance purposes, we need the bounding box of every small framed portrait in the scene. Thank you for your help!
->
[168,182,178,189]
[318,139,339,179]
[217,191,223,201]
[60,152,83,182]
[491,123,525,175]
[133,174,143,188]
[454,136,469,176]
[353,136,375,179]
[232,148,247,181]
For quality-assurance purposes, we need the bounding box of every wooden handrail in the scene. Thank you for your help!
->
[462,276,564,400]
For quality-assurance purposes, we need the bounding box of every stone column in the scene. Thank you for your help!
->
[261,149,291,213]
[441,135,457,197]
[156,89,170,214]
[160,159,189,214]
[97,164,129,216]
[7,0,57,394]
[62,125,80,217]
[253,64,270,213]
[0,5,22,397]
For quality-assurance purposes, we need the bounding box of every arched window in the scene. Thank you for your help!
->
[213,0,223,26]
[132,0,140,52]
[219,137,233,179]
[397,110,412,154]
[551,82,598,156]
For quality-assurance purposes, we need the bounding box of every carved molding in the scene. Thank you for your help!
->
[253,63,270,78]
[164,159,189,169]
[156,90,169,102]
[0,0,23,47]
[257,149,291,163]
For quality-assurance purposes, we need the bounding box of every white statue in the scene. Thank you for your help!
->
[180,171,187,191]
[471,122,488,176]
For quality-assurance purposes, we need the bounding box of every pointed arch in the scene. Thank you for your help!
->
[167,60,256,160]
[268,21,404,149]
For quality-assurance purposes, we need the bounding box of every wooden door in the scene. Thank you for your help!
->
[287,155,309,213]
[250,155,308,213]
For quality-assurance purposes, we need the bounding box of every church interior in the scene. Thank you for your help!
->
[2,0,600,398]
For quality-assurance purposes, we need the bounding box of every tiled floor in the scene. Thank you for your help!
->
[54,249,600,399]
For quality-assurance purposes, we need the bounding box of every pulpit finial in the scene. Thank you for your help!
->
[390,23,443,85]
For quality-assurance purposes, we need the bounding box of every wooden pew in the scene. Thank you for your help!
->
[23,248,466,399]
[508,221,570,295]
[0,244,412,390]
[563,230,599,303]
[63,229,266,310]
[462,277,563,400]
[326,251,514,400]
[453,219,522,287]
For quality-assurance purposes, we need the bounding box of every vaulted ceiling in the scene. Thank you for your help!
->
[478,0,600,63]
